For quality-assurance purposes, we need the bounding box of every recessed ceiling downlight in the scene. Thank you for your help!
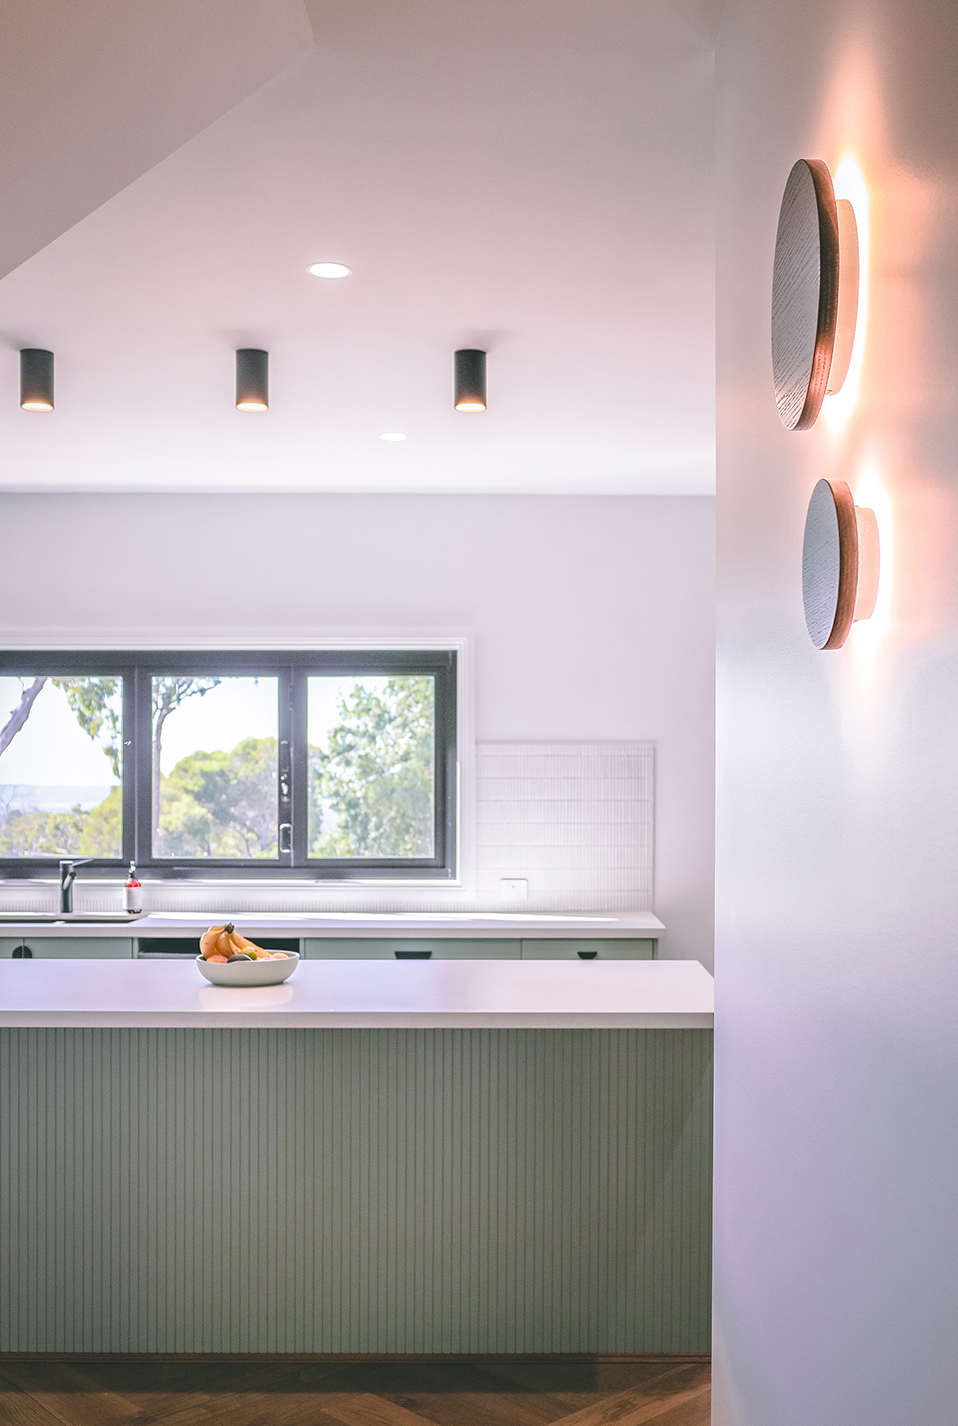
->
[307,262,351,279]
[380,432,407,441]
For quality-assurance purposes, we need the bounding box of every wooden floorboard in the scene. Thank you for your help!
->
[0,1361,711,1426]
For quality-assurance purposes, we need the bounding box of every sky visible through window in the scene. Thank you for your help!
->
[0,676,388,791]
[157,679,276,774]
[0,671,436,861]
[0,678,119,798]
[0,676,123,857]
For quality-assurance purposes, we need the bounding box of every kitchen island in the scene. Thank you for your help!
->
[0,956,712,1357]
[0,955,710,1028]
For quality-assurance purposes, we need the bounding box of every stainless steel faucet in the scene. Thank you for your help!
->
[59,858,91,914]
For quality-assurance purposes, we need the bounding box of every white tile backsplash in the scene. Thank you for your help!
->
[475,742,653,912]
[0,742,654,914]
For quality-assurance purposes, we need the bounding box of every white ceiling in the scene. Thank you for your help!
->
[0,1,717,494]
[0,0,315,279]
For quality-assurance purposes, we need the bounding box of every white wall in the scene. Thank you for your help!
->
[0,492,715,966]
[715,0,958,1420]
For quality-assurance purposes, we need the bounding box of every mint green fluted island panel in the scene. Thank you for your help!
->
[0,1027,712,1354]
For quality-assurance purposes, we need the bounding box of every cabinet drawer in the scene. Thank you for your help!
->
[520,938,656,960]
[1,936,134,959]
[428,939,520,960]
[136,936,302,959]
[303,938,521,960]
[304,938,391,959]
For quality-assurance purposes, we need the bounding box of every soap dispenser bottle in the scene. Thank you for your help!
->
[123,862,142,914]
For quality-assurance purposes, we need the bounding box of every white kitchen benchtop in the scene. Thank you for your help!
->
[0,957,711,1029]
[0,910,666,939]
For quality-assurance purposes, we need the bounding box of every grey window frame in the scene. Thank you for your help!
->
[0,649,457,882]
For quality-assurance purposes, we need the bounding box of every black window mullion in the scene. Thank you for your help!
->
[290,669,308,866]
[436,656,457,872]
[277,668,293,864]
[432,666,444,868]
[134,666,154,866]
[121,673,137,867]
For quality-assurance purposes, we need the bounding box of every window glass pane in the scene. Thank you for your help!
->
[0,676,122,857]
[307,675,435,858]
[152,676,278,858]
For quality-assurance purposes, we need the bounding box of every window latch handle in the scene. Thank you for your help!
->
[279,823,292,854]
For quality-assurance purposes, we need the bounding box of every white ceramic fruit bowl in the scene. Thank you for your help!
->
[196,951,300,987]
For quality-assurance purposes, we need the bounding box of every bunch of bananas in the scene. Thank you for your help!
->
[199,923,287,963]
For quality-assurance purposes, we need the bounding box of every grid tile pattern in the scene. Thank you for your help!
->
[476,744,654,912]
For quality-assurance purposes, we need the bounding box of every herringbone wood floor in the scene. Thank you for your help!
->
[0,1359,710,1426]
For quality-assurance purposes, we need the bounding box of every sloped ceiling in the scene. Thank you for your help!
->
[0,1,315,278]
[0,0,716,493]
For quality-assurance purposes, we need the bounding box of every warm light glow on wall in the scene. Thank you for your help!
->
[822,153,870,435]
[850,464,893,655]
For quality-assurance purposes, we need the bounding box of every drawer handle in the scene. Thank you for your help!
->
[13,944,33,958]
[395,950,432,959]
[577,951,597,960]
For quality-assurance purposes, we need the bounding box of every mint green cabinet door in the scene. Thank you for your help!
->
[304,938,394,959]
[0,936,134,959]
[521,938,656,960]
[303,938,521,960]
[429,939,521,960]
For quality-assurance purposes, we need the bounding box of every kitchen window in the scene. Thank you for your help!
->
[0,650,457,880]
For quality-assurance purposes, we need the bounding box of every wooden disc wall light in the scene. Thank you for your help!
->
[802,479,880,648]
[772,160,859,429]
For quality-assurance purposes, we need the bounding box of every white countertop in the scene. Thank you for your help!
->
[0,910,666,939]
[0,957,711,1029]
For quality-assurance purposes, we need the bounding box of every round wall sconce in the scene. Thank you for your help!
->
[20,348,54,410]
[802,478,880,648]
[772,160,859,429]
[454,349,486,411]
[235,348,268,411]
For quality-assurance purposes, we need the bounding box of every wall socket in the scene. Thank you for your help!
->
[499,878,529,901]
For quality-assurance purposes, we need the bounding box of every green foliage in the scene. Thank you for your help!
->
[0,785,121,858]
[155,737,278,858]
[0,672,436,864]
[0,806,86,857]
[77,784,122,855]
[152,678,221,731]
[0,676,123,855]
[51,677,123,778]
[151,676,223,841]
[309,676,435,858]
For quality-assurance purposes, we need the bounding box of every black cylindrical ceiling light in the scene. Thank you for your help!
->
[235,348,268,411]
[454,348,486,411]
[20,348,54,410]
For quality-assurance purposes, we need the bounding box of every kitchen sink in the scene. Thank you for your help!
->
[0,912,144,923]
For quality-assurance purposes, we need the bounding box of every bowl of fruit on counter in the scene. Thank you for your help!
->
[196,924,300,986]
